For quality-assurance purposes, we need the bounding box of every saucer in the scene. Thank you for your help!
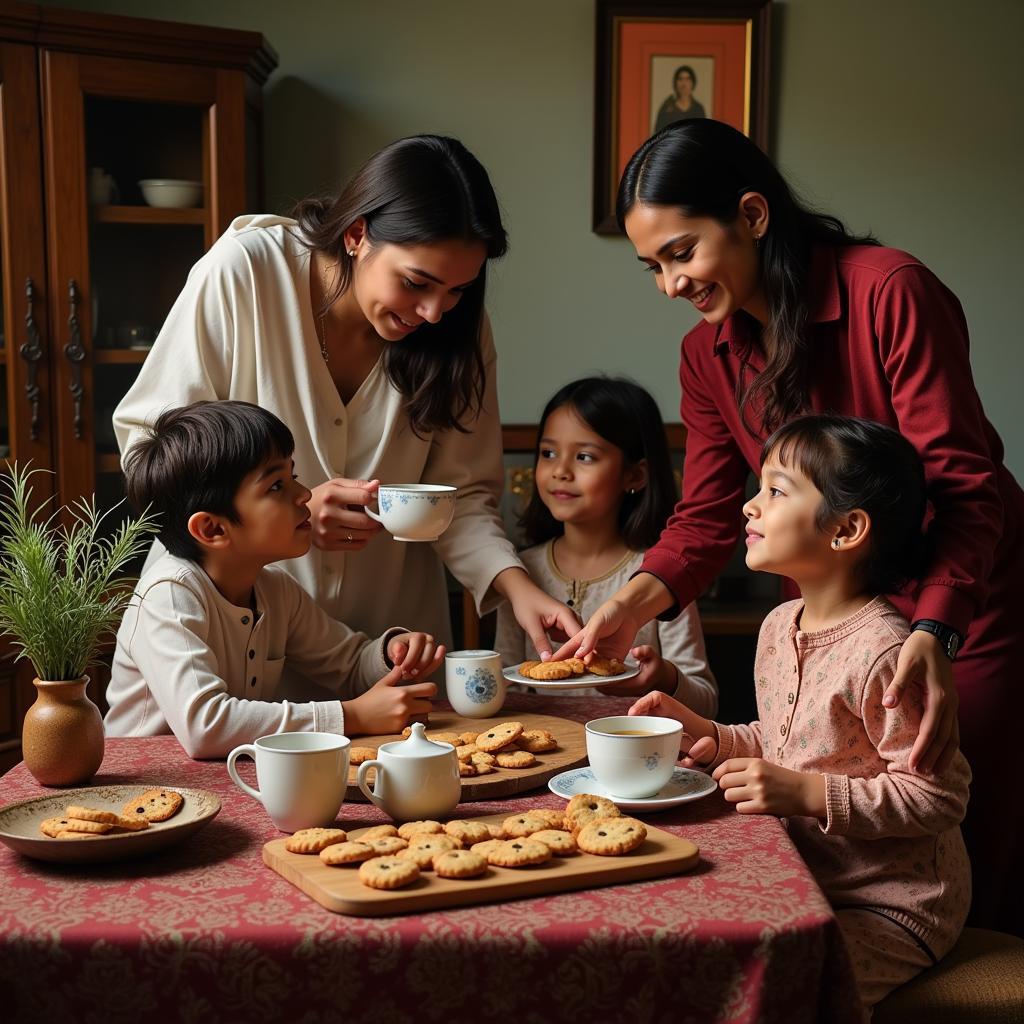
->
[547,765,717,811]
[502,663,640,691]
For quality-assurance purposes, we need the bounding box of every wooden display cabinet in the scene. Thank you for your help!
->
[0,3,276,772]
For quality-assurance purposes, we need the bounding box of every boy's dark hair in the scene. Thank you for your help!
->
[761,414,928,594]
[519,376,677,550]
[123,400,295,562]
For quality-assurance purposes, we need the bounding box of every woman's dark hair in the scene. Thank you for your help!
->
[616,119,879,437]
[124,400,295,562]
[674,65,697,91]
[519,376,678,550]
[760,414,928,593]
[293,134,508,436]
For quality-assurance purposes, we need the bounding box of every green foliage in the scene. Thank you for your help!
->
[0,464,158,681]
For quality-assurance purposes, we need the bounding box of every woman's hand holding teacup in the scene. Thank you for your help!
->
[308,477,383,551]
[387,632,445,680]
[341,663,437,736]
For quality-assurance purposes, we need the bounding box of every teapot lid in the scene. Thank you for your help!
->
[388,722,453,757]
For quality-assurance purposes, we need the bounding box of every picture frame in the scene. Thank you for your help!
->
[592,1,772,234]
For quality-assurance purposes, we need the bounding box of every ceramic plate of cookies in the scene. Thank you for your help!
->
[0,784,221,863]
[502,656,640,690]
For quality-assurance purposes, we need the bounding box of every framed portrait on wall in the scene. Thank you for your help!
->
[593,1,772,234]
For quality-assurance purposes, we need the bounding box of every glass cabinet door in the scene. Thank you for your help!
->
[39,48,247,513]
[0,41,55,771]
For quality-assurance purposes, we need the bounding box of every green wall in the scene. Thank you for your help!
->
[43,0,1024,476]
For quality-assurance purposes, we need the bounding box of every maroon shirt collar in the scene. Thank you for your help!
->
[712,244,843,356]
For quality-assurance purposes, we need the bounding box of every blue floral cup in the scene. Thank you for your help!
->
[445,649,506,718]
[364,484,456,542]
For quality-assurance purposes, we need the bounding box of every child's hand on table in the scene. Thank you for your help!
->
[713,758,826,818]
[342,663,437,735]
[387,632,445,679]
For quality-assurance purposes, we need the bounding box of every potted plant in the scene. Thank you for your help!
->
[0,464,157,785]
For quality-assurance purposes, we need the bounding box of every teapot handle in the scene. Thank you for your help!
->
[357,759,386,808]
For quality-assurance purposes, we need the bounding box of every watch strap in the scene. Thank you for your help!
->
[911,619,962,661]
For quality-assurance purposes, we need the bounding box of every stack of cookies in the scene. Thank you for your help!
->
[39,788,184,839]
[517,656,627,682]
[284,795,647,890]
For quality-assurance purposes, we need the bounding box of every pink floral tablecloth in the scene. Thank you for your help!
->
[0,694,859,1023]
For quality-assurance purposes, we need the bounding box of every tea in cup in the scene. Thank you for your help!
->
[364,484,456,542]
[226,731,350,833]
[445,649,506,717]
[585,715,683,799]
[357,723,461,820]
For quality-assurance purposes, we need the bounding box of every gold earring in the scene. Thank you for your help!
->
[347,249,356,257]
[832,538,841,549]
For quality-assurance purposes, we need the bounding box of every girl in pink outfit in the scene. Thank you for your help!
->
[630,414,971,1017]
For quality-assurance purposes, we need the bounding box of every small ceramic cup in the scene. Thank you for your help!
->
[364,484,456,542]
[445,649,506,718]
[226,731,350,833]
[357,723,461,820]
[585,715,683,799]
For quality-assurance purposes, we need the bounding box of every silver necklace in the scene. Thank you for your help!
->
[316,309,330,365]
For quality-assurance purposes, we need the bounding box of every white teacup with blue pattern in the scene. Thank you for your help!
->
[585,715,683,799]
[365,484,456,542]
[446,649,506,718]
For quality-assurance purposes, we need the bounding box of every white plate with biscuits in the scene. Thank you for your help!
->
[0,784,221,863]
[502,658,640,690]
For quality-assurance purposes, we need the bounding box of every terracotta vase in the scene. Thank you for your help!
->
[22,676,105,786]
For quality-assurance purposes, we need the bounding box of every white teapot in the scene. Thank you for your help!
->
[356,723,461,820]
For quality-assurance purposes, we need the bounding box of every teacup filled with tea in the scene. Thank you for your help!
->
[585,715,683,799]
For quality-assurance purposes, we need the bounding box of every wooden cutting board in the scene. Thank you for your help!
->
[263,812,700,916]
[346,711,586,802]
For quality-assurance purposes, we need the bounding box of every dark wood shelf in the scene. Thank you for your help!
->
[92,204,205,226]
[0,350,6,364]
[94,348,150,364]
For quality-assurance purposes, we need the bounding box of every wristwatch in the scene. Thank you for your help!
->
[910,619,962,661]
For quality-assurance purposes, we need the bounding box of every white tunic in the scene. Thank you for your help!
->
[104,553,403,759]
[113,215,522,659]
[496,541,719,715]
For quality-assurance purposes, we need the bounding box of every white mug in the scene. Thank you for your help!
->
[364,484,456,542]
[445,649,506,718]
[357,723,461,820]
[226,731,350,833]
[585,715,683,799]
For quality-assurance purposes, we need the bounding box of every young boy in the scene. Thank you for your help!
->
[104,400,442,758]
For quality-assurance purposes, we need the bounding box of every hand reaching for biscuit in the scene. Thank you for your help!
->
[342,663,437,736]
[387,632,445,679]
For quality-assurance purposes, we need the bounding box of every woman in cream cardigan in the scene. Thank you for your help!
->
[114,135,579,678]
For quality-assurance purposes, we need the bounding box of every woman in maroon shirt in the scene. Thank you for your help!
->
[557,119,1023,933]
